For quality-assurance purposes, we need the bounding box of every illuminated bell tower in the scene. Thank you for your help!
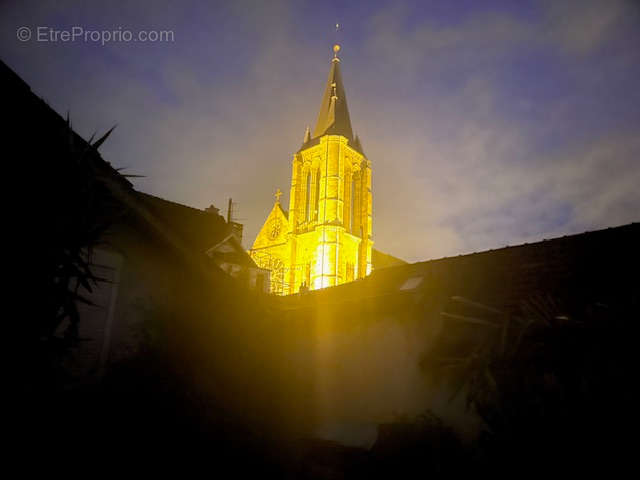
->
[286,44,373,292]
[250,44,372,294]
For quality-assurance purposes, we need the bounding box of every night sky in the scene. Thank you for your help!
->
[3,0,639,262]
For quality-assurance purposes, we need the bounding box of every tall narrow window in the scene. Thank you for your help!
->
[350,177,356,233]
[305,171,312,222]
[314,170,321,220]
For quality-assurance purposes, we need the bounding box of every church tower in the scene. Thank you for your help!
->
[250,44,373,294]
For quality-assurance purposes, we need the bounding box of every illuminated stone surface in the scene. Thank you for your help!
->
[250,46,373,294]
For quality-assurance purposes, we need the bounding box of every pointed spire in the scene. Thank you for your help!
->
[303,125,311,144]
[312,44,354,140]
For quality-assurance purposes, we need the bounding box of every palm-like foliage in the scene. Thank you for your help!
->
[425,293,636,473]
[40,116,127,348]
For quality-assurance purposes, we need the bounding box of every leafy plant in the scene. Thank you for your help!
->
[426,294,637,473]
[40,116,128,348]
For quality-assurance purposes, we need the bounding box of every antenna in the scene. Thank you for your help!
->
[227,198,233,223]
[226,198,246,223]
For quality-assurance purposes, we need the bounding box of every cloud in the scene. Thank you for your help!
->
[541,0,634,55]
[355,49,639,261]
[363,6,533,80]
[1,0,638,263]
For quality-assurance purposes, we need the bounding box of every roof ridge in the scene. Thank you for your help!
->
[136,191,221,217]
[403,222,640,268]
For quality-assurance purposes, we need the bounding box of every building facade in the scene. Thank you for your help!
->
[250,45,373,295]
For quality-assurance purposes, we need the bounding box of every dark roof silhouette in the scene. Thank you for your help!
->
[2,59,132,191]
[3,58,252,270]
[135,192,233,253]
[373,249,408,269]
[280,223,640,312]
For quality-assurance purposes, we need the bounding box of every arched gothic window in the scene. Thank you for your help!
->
[350,176,356,233]
[314,169,321,220]
[305,170,312,222]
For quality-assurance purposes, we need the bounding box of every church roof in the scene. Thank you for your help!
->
[312,49,354,141]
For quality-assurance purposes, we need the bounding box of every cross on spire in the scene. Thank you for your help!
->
[274,188,283,204]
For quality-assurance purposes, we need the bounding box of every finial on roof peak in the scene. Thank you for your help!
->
[333,44,341,62]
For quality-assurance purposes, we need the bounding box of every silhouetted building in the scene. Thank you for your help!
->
[5,58,267,379]
[273,222,639,443]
